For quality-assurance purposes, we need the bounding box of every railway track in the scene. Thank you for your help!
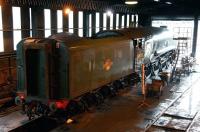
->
[0,98,20,117]
[146,73,200,132]
[9,116,60,132]
[0,105,21,117]
[7,73,200,132]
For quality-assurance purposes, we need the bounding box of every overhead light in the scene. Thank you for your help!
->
[64,8,71,14]
[125,0,138,5]
[165,1,172,4]
[154,0,159,2]
[107,10,112,16]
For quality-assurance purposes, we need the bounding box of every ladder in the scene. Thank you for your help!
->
[171,37,190,81]
[171,49,180,81]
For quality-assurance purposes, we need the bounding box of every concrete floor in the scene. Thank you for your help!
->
[1,68,200,132]
[0,110,29,132]
[53,69,200,132]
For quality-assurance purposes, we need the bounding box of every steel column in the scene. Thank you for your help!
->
[106,14,110,30]
[124,14,127,28]
[63,9,69,32]
[129,14,132,27]
[133,15,137,27]
[83,11,89,37]
[119,14,122,29]
[113,13,116,29]
[99,12,103,31]
[51,9,57,35]
[92,12,96,35]
[21,7,30,38]
[74,10,79,36]
[133,39,137,72]
[192,15,199,57]
[32,7,44,37]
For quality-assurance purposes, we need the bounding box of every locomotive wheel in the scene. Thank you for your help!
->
[122,78,129,88]
[94,92,104,105]
[66,100,83,117]
[79,98,89,112]
[98,86,110,98]
[113,80,122,90]
[27,105,36,120]
[109,86,117,97]
[81,93,95,108]
[88,93,98,106]
[40,103,50,116]
[88,93,100,106]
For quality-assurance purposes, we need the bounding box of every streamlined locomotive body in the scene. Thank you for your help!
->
[16,27,176,118]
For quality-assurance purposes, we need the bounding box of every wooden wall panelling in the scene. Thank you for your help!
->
[2,5,14,52]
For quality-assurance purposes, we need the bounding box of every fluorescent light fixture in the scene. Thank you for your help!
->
[125,0,138,5]
[154,0,159,2]
[165,1,172,4]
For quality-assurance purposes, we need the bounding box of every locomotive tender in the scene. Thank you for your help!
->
[15,27,176,118]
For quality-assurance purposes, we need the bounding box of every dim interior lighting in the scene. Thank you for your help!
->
[103,59,113,71]
[66,118,74,124]
[154,0,159,2]
[125,0,138,5]
[165,1,172,4]
[65,8,71,14]
[20,95,24,100]
[106,10,112,16]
